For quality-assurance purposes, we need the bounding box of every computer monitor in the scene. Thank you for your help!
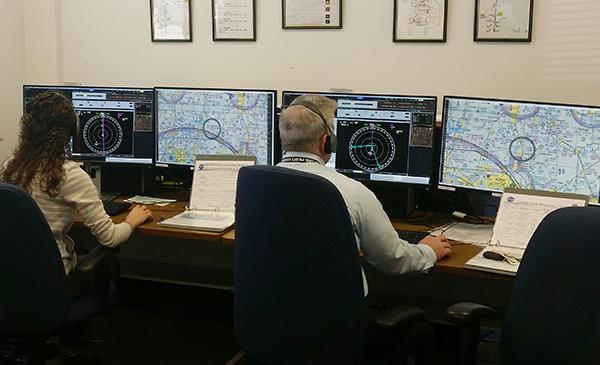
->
[439,96,600,204]
[23,85,154,164]
[155,87,276,167]
[281,91,438,185]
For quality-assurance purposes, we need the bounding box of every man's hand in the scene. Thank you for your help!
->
[418,235,452,260]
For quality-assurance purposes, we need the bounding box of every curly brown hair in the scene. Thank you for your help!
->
[1,91,78,197]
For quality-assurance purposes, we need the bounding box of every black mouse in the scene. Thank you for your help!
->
[483,251,505,261]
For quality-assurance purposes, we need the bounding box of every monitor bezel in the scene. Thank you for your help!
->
[154,86,278,169]
[23,84,155,165]
[438,95,600,203]
[280,90,440,187]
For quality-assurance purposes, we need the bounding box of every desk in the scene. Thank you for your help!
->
[73,200,234,288]
[72,203,512,318]
[222,217,501,279]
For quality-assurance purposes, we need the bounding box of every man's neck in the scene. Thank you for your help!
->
[282,151,326,165]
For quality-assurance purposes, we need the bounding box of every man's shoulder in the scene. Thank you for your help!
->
[315,168,374,198]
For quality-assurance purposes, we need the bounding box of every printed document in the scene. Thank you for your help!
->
[465,188,588,275]
[158,156,255,231]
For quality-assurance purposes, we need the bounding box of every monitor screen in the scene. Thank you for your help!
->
[23,85,154,165]
[439,96,600,203]
[282,91,438,185]
[155,87,276,167]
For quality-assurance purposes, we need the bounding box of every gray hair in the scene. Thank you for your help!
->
[279,94,337,152]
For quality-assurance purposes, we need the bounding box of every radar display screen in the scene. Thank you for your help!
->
[23,85,154,164]
[282,91,438,185]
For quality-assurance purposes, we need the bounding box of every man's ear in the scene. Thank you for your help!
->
[319,133,329,154]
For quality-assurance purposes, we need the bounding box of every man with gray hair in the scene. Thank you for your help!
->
[278,94,451,296]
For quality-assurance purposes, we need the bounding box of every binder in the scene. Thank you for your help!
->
[158,155,256,232]
[465,188,588,275]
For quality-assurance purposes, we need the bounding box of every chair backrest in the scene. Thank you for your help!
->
[234,166,365,365]
[0,182,69,335]
[502,206,600,364]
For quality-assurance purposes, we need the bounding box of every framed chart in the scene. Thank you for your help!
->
[282,0,342,29]
[212,0,256,41]
[150,0,192,42]
[474,0,534,42]
[394,0,448,42]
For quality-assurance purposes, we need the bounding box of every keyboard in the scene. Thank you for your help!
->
[102,200,132,216]
[396,230,430,244]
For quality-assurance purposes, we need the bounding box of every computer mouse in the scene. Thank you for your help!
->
[483,251,505,261]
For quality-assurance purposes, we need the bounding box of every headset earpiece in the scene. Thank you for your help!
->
[324,135,332,154]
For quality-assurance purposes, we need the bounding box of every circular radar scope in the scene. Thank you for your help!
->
[83,113,123,155]
[349,125,396,172]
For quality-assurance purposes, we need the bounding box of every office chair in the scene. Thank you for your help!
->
[0,182,119,364]
[232,165,432,365]
[446,206,600,365]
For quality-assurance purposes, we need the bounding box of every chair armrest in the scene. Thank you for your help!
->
[375,305,427,329]
[76,246,120,274]
[446,302,498,324]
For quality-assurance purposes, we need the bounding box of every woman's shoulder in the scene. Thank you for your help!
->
[62,160,90,181]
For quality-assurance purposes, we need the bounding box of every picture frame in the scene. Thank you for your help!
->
[212,0,256,41]
[393,0,448,42]
[474,0,534,42]
[150,0,192,42]
[282,0,342,29]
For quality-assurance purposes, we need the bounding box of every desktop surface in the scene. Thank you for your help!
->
[73,191,499,278]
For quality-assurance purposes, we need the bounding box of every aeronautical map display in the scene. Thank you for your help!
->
[439,97,600,203]
[156,89,274,166]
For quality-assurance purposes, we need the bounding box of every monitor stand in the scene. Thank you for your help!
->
[366,183,416,218]
[82,163,155,197]
[83,163,102,196]
[100,164,155,195]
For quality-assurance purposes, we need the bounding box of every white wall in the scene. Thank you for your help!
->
[0,1,25,160]
[23,0,63,84]
[20,0,600,112]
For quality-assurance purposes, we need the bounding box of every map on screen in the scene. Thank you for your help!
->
[156,88,274,166]
[440,97,600,203]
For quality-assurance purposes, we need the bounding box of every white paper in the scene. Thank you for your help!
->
[476,0,531,39]
[159,210,235,232]
[430,222,493,246]
[189,159,254,212]
[465,246,524,276]
[395,0,446,40]
[125,195,177,205]
[284,0,340,27]
[152,0,191,40]
[214,0,254,39]
[491,191,587,249]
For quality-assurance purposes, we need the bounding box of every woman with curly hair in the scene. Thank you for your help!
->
[1,91,152,294]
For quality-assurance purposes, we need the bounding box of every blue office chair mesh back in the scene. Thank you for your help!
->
[502,206,600,364]
[0,182,70,335]
[234,166,365,364]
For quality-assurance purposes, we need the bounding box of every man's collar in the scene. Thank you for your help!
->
[282,151,325,165]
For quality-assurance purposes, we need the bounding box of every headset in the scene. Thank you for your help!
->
[289,99,337,154]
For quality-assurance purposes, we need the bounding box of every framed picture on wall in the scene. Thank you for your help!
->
[150,0,192,42]
[282,0,342,29]
[393,0,448,42]
[212,0,256,41]
[474,0,534,42]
